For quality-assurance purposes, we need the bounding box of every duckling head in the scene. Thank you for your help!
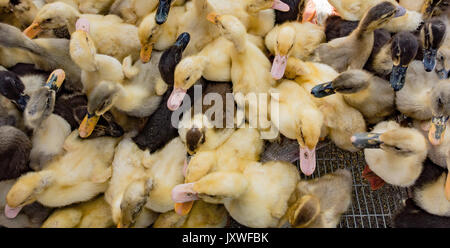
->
[352,127,427,157]
[359,2,406,33]
[247,0,290,12]
[296,112,323,176]
[311,69,371,98]
[5,171,53,219]
[428,82,450,146]
[168,56,207,111]
[24,2,80,38]
[271,25,296,80]
[24,69,65,129]
[139,13,163,63]
[118,179,152,228]
[390,32,419,91]
[207,13,247,53]
[422,18,446,72]
[0,71,28,111]
[79,81,120,138]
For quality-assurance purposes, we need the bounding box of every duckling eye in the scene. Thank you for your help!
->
[394,146,402,151]
[43,18,52,23]
[185,76,191,81]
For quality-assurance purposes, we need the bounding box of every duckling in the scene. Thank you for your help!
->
[396,62,448,134]
[313,2,407,73]
[29,114,71,171]
[41,195,114,228]
[153,200,228,228]
[284,169,352,228]
[0,23,82,89]
[159,32,191,86]
[411,158,450,216]
[285,57,366,152]
[166,37,233,111]
[78,52,163,138]
[24,69,66,129]
[105,136,185,228]
[327,0,423,33]
[368,31,419,91]
[173,160,300,228]
[265,21,325,79]
[4,130,119,219]
[351,121,428,187]
[207,13,276,139]
[178,81,235,155]
[24,2,141,62]
[0,125,32,181]
[427,82,450,146]
[393,198,450,228]
[0,179,51,228]
[269,80,323,176]
[311,69,395,124]
[172,127,263,217]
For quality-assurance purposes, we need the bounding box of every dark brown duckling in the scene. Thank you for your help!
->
[0,125,32,181]
[422,18,447,72]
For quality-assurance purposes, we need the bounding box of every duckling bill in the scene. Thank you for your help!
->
[310,82,336,98]
[156,0,173,25]
[429,116,449,146]
[351,133,383,149]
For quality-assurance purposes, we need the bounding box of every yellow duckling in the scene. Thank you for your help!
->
[24,2,140,62]
[4,130,119,219]
[285,57,366,152]
[265,21,325,79]
[105,135,185,228]
[352,121,428,187]
[269,80,324,176]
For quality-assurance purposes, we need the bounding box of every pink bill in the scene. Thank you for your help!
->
[171,183,199,203]
[167,87,187,111]
[271,55,287,80]
[299,146,316,176]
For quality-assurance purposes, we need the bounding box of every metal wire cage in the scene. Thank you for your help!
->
[227,142,408,228]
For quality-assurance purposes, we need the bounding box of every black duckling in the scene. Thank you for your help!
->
[275,0,304,24]
[0,125,31,181]
[159,32,190,86]
[393,198,450,228]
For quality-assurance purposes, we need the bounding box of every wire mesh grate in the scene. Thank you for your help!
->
[226,141,408,228]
